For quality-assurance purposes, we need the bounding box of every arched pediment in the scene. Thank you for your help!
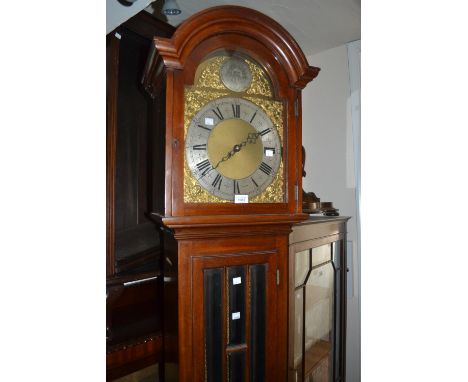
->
[143,6,319,93]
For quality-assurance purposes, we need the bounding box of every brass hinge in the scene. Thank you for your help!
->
[294,184,299,201]
[294,98,299,117]
[276,269,280,286]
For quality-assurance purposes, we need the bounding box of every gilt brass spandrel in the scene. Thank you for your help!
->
[184,88,230,135]
[250,161,284,203]
[245,60,273,97]
[244,96,284,141]
[184,161,230,204]
[194,56,226,90]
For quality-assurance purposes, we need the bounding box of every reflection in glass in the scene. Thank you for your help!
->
[228,351,246,382]
[304,262,333,381]
[250,264,266,382]
[228,266,246,345]
[204,268,224,382]
[311,243,331,267]
[295,250,310,288]
[293,288,304,382]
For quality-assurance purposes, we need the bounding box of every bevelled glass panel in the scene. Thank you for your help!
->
[228,351,246,382]
[204,268,224,382]
[304,261,334,381]
[227,266,246,345]
[311,243,332,267]
[295,249,310,288]
[250,264,266,382]
[293,288,304,382]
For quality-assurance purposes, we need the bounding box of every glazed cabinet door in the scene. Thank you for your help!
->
[289,240,346,382]
[192,252,279,382]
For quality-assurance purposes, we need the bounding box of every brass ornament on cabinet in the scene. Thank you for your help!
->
[183,54,285,203]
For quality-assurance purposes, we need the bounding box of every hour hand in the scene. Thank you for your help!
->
[213,144,241,169]
[213,133,260,169]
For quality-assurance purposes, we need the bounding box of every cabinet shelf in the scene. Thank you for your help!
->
[304,340,331,379]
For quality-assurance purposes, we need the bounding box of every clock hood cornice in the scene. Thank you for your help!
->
[142,5,320,95]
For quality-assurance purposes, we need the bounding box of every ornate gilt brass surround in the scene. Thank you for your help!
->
[184,55,285,203]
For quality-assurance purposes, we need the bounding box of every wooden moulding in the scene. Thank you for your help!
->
[290,216,350,245]
[106,32,120,278]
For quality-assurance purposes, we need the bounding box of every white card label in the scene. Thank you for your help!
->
[234,194,249,204]
[233,277,242,285]
[232,312,241,320]
[265,149,274,157]
[204,117,214,126]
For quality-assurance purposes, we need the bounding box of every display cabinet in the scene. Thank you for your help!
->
[289,217,349,382]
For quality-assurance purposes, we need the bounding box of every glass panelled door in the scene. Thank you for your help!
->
[193,252,277,382]
[291,241,344,382]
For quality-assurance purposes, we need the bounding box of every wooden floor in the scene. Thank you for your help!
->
[113,345,330,382]
[112,363,179,382]
[113,364,158,382]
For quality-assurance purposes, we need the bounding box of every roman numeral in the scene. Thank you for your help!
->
[251,177,258,187]
[197,124,211,131]
[259,162,273,176]
[233,180,240,194]
[212,107,224,120]
[232,104,240,118]
[250,111,257,123]
[259,128,271,137]
[193,144,207,151]
[196,159,212,176]
[212,174,223,190]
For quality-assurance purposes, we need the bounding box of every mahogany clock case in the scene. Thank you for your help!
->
[138,6,323,382]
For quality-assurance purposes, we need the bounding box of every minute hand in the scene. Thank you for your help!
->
[213,132,260,170]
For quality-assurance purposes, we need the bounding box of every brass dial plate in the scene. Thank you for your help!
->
[184,54,285,203]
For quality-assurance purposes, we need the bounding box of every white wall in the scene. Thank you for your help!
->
[302,44,360,382]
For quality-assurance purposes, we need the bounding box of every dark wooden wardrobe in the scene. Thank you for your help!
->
[106,11,174,381]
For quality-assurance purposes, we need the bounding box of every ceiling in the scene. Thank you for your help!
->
[108,0,360,56]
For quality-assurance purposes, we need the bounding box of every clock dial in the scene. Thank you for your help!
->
[185,97,282,201]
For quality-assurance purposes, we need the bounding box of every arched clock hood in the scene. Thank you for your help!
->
[142,5,319,226]
[142,5,319,95]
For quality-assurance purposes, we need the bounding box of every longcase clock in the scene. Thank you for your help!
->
[142,6,319,381]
